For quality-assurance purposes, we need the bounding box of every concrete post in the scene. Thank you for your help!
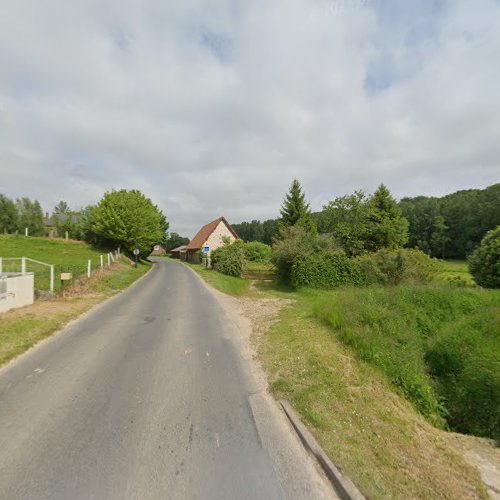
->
[87,260,91,278]
[21,257,26,274]
[0,257,2,274]
[65,231,69,241]
[107,254,110,267]
[50,265,54,293]
[25,227,28,237]
[100,255,104,270]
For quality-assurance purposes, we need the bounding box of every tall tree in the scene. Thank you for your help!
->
[365,184,409,251]
[16,197,44,236]
[91,190,169,257]
[278,179,316,234]
[430,215,449,259]
[165,232,189,251]
[0,194,18,233]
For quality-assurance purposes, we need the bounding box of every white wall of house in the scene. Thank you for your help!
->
[204,221,236,256]
[0,273,34,313]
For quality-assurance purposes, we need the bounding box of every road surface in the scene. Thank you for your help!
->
[0,258,336,500]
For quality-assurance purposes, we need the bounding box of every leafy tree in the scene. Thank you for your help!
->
[468,226,500,288]
[165,232,189,251]
[365,184,409,252]
[277,179,316,234]
[211,239,245,277]
[91,190,169,257]
[430,216,449,259]
[16,197,44,236]
[232,219,278,245]
[244,241,271,262]
[52,201,82,239]
[0,194,18,233]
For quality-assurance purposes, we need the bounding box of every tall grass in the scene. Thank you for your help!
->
[312,285,500,439]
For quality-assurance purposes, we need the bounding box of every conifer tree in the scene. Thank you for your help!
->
[278,179,316,234]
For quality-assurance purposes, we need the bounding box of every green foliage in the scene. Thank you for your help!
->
[312,286,500,438]
[51,201,83,240]
[291,251,364,289]
[16,197,44,236]
[400,183,500,259]
[271,225,331,283]
[244,241,271,262]
[0,194,18,233]
[320,185,408,255]
[165,232,189,251]
[277,179,316,234]
[91,189,168,258]
[468,226,500,288]
[232,219,277,245]
[211,240,245,277]
[357,249,438,286]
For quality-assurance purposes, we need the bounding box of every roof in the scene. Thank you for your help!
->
[170,245,187,252]
[186,216,239,250]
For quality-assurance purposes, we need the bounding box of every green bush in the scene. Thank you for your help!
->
[211,240,245,277]
[244,241,271,262]
[468,226,500,288]
[357,249,438,285]
[291,251,364,289]
[271,225,333,284]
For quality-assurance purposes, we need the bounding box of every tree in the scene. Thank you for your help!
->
[468,226,500,288]
[365,184,409,252]
[430,215,449,258]
[91,190,169,257]
[52,201,82,239]
[165,232,190,251]
[277,179,316,234]
[16,197,44,236]
[0,194,18,233]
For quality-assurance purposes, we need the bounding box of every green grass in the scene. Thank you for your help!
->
[0,258,151,367]
[185,262,250,296]
[257,286,489,499]
[435,259,475,286]
[0,234,112,291]
[242,261,275,281]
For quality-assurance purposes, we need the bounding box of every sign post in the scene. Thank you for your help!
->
[203,246,210,268]
[133,248,140,267]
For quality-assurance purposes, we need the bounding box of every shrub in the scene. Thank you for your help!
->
[211,240,245,277]
[271,225,333,284]
[291,251,364,289]
[468,226,500,288]
[244,241,271,262]
[357,249,438,285]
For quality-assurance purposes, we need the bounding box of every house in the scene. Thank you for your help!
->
[170,245,187,259]
[186,217,239,263]
[151,244,167,256]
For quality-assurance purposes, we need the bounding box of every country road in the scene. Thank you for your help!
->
[0,258,336,500]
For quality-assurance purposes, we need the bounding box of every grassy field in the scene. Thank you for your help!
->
[0,235,113,291]
[435,259,475,286]
[0,257,151,367]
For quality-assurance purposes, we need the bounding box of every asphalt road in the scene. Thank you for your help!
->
[0,258,336,500]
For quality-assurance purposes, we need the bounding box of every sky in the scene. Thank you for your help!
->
[0,0,499,236]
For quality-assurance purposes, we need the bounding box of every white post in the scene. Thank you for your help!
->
[107,253,110,267]
[50,265,54,293]
[0,257,2,274]
[87,260,91,278]
[110,252,115,263]
[65,231,69,241]
[21,256,26,274]
[100,255,104,270]
[25,227,28,237]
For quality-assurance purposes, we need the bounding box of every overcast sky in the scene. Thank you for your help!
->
[0,0,499,236]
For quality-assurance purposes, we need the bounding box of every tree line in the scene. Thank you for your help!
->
[232,182,500,259]
[0,190,170,258]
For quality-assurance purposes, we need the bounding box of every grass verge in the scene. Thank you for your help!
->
[184,262,250,296]
[257,287,488,499]
[435,259,475,286]
[0,257,151,367]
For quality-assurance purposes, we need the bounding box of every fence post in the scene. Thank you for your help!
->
[0,257,2,274]
[21,256,26,274]
[65,231,69,241]
[87,260,91,278]
[25,227,28,237]
[107,253,111,267]
[50,265,54,293]
[100,255,104,271]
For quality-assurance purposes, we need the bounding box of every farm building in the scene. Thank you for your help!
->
[170,245,187,259]
[151,244,167,256]
[186,217,239,263]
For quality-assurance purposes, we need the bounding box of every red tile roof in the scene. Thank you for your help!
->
[186,216,239,250]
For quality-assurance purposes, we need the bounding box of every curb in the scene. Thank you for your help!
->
[280,400,365,500]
